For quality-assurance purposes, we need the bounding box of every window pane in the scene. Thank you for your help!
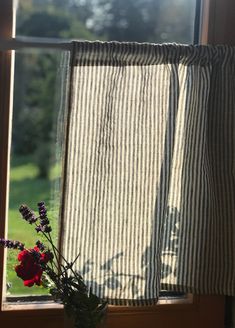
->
[6,49,69,296]
[10,0,198,299]
[16,0,198,44]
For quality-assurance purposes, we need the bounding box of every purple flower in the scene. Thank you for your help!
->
[31,248,41,261]
[19,204,37,224]
[37,201,45,207]
[36,201,52,234]
[35,226,42,233]
[38,202,47,218]
[40,218,49,226]
[42,225,52,233]
[40,250,54,264]
[36,240,45,251]
[0,238,24,250]
[35,225,51,233]
[39,211,47,219]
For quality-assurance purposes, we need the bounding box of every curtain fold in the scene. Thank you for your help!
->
[61,42,235,305]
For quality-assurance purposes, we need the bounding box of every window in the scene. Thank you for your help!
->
[8,0,199,299]
[0,0,228,327]
[16,0,197,43]
[7,48,68,297]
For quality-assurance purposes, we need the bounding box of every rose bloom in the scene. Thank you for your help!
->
[15,247,49,287]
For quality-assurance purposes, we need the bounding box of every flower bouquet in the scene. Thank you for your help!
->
[0,202,107,328]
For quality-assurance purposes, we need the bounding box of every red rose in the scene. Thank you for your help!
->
[15,248,43,287]
[15,263,43,286]
[18,249,33,262]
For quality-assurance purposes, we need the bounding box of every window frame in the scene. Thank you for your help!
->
[200,0,235,45]
[0,0,15,308]
[0,0,229,326]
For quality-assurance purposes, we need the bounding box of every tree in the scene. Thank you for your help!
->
[90,0,160,42]
[13,0,195,179]
[88,0,195,43]
[13,1,97,178]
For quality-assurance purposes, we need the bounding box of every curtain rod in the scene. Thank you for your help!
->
[0,37,73,51]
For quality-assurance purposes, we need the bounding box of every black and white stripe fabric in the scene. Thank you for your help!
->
[61,42,235,305]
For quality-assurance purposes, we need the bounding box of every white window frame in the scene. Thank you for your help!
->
[0,0,228,327]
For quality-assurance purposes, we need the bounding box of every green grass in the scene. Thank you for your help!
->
[7,156,61,296]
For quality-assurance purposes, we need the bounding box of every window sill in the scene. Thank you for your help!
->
[0,295,224,328]
[2,293,193,312]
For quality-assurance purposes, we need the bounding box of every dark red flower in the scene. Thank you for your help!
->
[18,249,32,262]
[15,248,44,287]
[15,262,43,287]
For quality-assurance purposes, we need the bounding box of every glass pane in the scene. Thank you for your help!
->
[6,49,69,296]
[16,0,198,44]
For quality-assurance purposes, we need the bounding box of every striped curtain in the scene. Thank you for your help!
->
[61,42,235,305]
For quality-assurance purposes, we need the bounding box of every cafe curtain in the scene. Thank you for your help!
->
[61,42,235,305]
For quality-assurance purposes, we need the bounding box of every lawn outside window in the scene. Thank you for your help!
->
[0,0,230,327]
